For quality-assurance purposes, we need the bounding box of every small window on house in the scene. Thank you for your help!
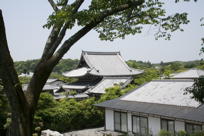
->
[161,119,175,135]
[186,123,202,134]
[114,111,127,132]
[132,116,148,136]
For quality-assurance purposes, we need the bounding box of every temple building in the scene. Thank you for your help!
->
[63,51,143,97]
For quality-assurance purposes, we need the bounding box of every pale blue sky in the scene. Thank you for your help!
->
[0,0,203,63]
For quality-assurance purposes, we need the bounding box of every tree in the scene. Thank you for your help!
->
[185,77,204,104]
[0,0,190,135]
[0,81,9,135]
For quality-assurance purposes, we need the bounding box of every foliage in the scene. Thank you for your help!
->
[14,59,79,74]
[158,130,173,136]
[190,131,204,136]
[160,65,172,78]
[185,77,204,103]
[200,17,204,52]
[35,93,104,132]
[52,59,79,74]
[19,76,31,84]
[98,85,123,103]
[33,84,134,133]
[43,0,190,41]
[14,59,39,74]
[134,68,160,85]
[49,72,77,83]
[92,0,189,41]
[177,130,187,136]
[169,62,184,71]
[127,60,152,69]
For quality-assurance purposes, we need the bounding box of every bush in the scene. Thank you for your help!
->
[158,130,173,136]
[177,130,187,136]
[190,131,204,136]
[35,93,104,132]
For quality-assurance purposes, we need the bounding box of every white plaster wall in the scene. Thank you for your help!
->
[127,113,132,133]
[175,121,185,132]
[148,117,161,136]
[105,109,114,131]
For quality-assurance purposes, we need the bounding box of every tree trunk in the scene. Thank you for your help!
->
[0,9,33,136]
[7,109,33,136]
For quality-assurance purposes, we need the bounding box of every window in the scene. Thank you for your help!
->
[132,116,148,136]
[114,111,127,132]
[161,119,175,134]
[185,123,202,134]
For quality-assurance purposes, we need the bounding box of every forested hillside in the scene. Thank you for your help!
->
[14,59,79,74]
[14,58,204,74]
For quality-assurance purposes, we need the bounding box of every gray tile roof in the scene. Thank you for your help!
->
[85,77,132,94]
[171,69,204,79]
[95,99,204,123]
[182,105,204,122]
[22,84,58,91]
[81,51,143,76]
[121,79,199,107]
[63,67,90,77]
[62,84,88,90]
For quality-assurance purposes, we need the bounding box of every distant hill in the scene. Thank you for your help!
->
[14,59,79,74]
[14,58,204,75]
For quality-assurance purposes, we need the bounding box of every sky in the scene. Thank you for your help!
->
[0,0,204,63]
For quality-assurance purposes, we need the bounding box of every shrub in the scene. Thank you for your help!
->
[177,130,187,136]
[159,130,173,136]
[190,131,204,136]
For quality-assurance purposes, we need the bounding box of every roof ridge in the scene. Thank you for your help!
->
[152,79,194,82]
[82,50,120,55]
[121,100,197,109]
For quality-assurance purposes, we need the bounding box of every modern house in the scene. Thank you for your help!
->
[95,69,204,136]
[63,51,143,96]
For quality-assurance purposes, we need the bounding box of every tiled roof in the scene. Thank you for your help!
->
[85,77,132,94]
[171,69,204,79]
[82,51,143,76]
[63,67,90,77]
[95,99,204,123]
[121,79,199,107]
[64,51,143,77]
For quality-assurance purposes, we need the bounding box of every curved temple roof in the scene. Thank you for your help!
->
[63,67,90,77]
[64,51,143,77]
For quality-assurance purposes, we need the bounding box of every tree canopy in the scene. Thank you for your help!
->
[185,77,204,104]
[0,0,197,136]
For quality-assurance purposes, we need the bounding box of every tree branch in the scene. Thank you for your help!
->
[48,0,59,11]
[41,25,62,61]
[26,0,86,108]
[72,0,84,12]
[41,0,84,60]
[49,2,143,64]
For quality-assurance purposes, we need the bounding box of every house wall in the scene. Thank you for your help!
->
[148,116,161,136]
[105,109,114,131]
[104,109,204,135]
[175,121,185,132]
[127,113,132,133]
